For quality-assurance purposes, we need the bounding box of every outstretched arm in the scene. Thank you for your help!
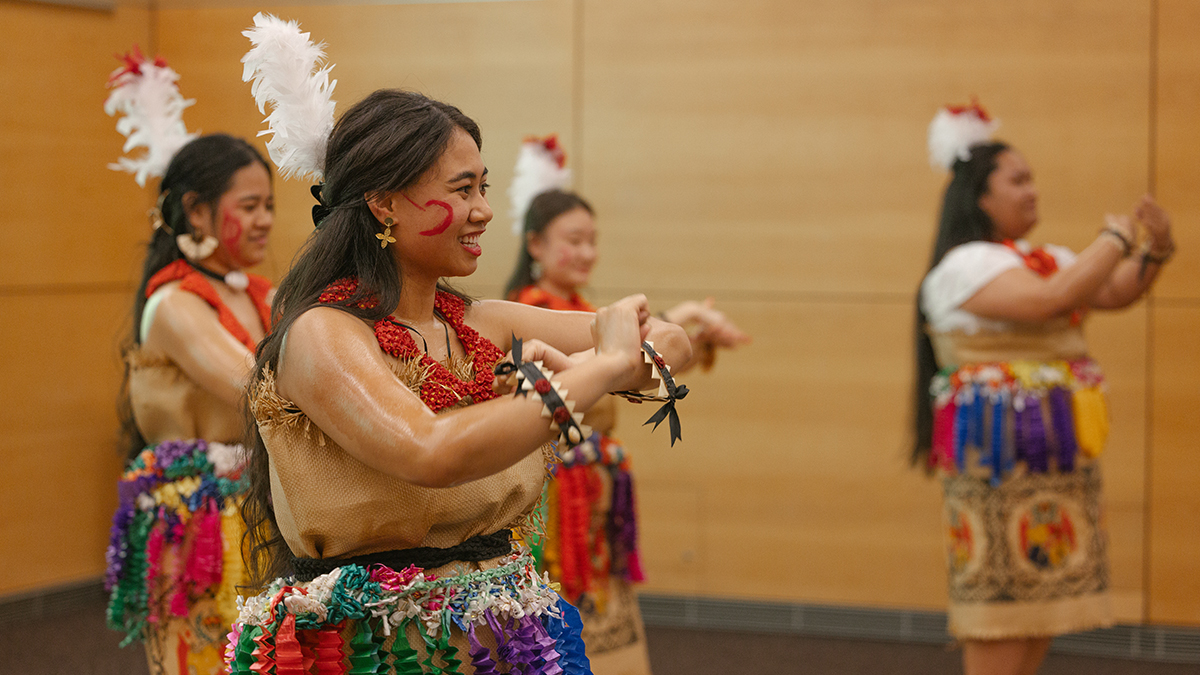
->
[960,219,1134,322]
[275,296,652,488]
[470,296,692,391]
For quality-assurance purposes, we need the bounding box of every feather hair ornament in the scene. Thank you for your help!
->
[509,135,572,235]
[927,100,1000,171]
[104,46,197,187]
[241,12,337,182]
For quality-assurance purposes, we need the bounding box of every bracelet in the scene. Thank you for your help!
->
[1138,238,1176,280]
[1099,228,1133,257]
[494,336,591,446]
[612,341,689,446]
[1142,238,1176,265]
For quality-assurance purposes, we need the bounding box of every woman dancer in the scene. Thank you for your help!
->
[103,50,276,675]
[914,104,1174,675]
[228,15,689,674]
[503,137,749,674]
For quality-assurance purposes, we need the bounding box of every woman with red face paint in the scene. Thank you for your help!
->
[502,142,749,675]
[914,105,1175,675]
[105,133,276,675]
[227,14,690,674]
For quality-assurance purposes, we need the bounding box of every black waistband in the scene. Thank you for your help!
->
[291,529,513,582]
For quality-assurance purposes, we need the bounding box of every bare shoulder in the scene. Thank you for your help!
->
[464,299,526,349]
[149,283,219,335]
[277,306,386,399]
[285,305,378,356]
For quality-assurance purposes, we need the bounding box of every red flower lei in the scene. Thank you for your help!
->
[318,278,504,413]
[145,259,272,351]
[1002,240,1059,278]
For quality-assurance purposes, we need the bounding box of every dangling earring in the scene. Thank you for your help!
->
[530,259,543,281]
[376,216,397,249]
[177,230,218,261]
[149,190,170,233]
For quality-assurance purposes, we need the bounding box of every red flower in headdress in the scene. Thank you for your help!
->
[525,133,567,168]
[108,45,169,86]
[945,97,992,122]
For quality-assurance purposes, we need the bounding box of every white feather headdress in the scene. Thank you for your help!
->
[509,135,572,235]
[104,47,197,187]
[927,101,1000,171]
[241,13,337,182]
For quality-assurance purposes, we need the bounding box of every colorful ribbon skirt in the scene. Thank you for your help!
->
[105,439,249,674]
[225,550,592,674]
[929,358,1109,483]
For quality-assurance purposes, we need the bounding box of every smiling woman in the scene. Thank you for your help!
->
[106,133,276,675]
[227,15,690,674]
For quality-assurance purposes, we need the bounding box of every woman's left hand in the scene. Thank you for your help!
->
[1136,194,1174,251]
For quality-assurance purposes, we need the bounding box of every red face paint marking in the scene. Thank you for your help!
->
[220,209,244,253]
[419,200,454,236]
[403,194,455,236]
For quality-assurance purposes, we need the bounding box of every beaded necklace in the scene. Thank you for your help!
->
[318,278,503,413]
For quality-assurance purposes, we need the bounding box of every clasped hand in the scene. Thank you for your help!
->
[493,294,651,395]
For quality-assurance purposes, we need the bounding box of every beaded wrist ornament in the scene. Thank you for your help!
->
[494,336,592,445]
[613,341,689,446]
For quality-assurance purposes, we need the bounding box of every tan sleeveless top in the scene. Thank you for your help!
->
[930,319,1089,370]
[250,362,548,561]
[127,349,246,445]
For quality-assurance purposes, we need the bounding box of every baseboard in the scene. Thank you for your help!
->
[5,582,1198,664]
[0,578,106,627]
[638,593,1200,664]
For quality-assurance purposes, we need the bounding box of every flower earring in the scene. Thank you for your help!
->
[377,216,397,248]
[177,230,219,261]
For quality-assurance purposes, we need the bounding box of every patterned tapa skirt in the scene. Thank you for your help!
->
[942,464,1112,639]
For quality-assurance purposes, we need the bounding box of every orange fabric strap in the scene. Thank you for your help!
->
[145,259,272,351]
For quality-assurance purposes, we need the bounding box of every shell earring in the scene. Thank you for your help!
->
[530,259,543,281]
[377,216,397,248]
[177,231,219,261]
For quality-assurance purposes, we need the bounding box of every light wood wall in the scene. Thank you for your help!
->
[0,2,152,595]
[2,0,1195,627]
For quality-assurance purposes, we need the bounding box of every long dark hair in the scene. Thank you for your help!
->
[241,90,481,589]
[503,189,593,299]
[911,141,1009,466]
[119,134,270,461]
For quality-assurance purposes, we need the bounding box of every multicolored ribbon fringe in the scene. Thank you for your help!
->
[535,433,643,608]
[225,551,591,674]
[929,359,1109,485]
[105,439,248,645]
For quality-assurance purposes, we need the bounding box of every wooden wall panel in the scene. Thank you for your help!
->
[1149,0,1200,626]
[1086,307,1148,621]
[0,2,150,596]
[1154,0,1200,301]
[0,292,130,595]
[615,300,947,608]
[1147,306,1200,624]
[0,3,153,289]
[592,0,1154,619]
[156,2,576,295]
[579,0,1149,297]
